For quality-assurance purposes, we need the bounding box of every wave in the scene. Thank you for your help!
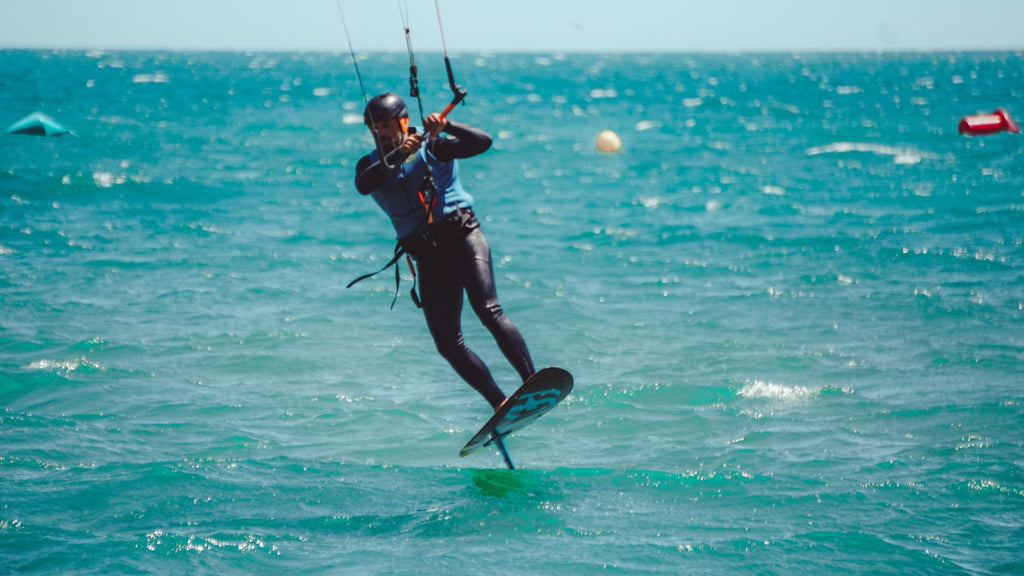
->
[738,379,852,402]
[805,141,929,165]
[26,357,103,373]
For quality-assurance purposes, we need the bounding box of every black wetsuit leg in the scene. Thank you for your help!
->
[417,227,535,409]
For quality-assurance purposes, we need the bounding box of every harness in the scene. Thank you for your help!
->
[345,242,411,310]
[346,205,477,309]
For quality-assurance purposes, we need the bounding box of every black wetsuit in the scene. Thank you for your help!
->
[354,121,535,408]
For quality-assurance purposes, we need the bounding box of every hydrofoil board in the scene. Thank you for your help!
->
[460,367,573,469]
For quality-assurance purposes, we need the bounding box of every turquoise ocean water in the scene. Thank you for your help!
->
[2,49,1022,574]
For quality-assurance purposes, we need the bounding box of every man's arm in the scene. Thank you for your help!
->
[428,120,492,162]
[354,131,428,194]
[354,154,386,195]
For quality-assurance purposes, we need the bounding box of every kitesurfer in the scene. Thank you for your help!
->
[353,92,535,409]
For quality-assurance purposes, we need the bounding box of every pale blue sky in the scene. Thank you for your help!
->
[2,0,1023,53]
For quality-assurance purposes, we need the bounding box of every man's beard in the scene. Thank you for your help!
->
[376,132,403,154]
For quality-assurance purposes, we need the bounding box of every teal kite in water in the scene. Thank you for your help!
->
[5,112,72,137]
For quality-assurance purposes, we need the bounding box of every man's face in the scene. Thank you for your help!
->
[370,117,407,151]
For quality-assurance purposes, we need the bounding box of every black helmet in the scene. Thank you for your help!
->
[363,92,408,126]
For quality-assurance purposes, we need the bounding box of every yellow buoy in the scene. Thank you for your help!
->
[596,129,622,153]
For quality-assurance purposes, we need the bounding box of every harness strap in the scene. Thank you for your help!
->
[347,205,475,309]
[346,244,407,310]
[417,173,438,224]
[406,254,423,308]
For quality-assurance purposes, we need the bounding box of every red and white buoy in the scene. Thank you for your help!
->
[958,108,1020,136]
